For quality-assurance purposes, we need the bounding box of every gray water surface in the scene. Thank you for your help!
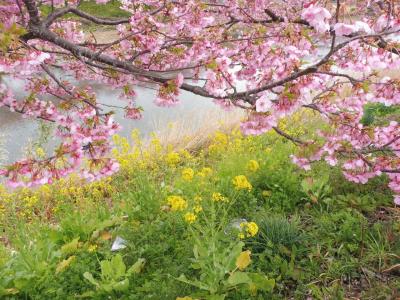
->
[0,78,225,164]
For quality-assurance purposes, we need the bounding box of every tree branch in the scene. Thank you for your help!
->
[43,7,130,27]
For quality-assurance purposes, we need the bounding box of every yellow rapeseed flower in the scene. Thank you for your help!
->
[23,195,39,207]
[197,167,213,177]
[87,244,98,253]
[35,147,46,158]
[194,195,202,202]
[184,212,197,224]
[246,222,259,237]
[179,149,193,160]
[232,175,252,191]
[212,192,228,202]
[181,168,194,181]
[247,160,260,172]
[165,152,180,166]
[194,205,203,213]
[240,221,259,237]
[167,196,187,211]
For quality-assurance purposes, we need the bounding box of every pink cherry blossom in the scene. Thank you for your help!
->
[301,5,332,33]
[256,95,272,113]
[0,0,399,205]
[334,23,356,36]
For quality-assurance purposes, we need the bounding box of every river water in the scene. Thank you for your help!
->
[0,78,229,164]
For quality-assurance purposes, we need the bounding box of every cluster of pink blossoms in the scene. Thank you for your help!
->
[0,0,399,204]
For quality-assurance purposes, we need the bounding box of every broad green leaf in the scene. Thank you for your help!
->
[193,244,199,259]
[127,258,146,275]
[113,278,130,291]
[83,272,99,287]
[248,273,275,292]
[226,271,251,286]
[111,254,126,279]
[226,242,244,271]
[175,274,210,290]
[100,260,113,280]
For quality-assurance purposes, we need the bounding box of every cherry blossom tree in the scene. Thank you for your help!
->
[0,0,400,203]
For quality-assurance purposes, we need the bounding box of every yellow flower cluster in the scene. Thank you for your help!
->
[181,168,194,181]
[212,192,228,202]
[232,175,252,191]
[247,160,260,172]
[165,152,181,166]
[87,244,98,253]
[184,212,197,224]
[193,205,203,213]
[197,167,213,177]
[35,147,46,159]
[167,195,188,211]
[23,195,39,207]
[240,221,259,238]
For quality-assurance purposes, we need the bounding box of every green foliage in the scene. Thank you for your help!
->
[251,215,301,253]
[82,254,145,298]
[40,0,130,19]
[362,103,400,126]
[0,23,26,53]
[0,127,399,298]
[177,239,274,299]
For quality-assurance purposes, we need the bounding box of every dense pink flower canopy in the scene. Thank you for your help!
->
[0,0,399,203]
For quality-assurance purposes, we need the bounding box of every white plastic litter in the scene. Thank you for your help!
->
[224,218,247,235]
[111,236,127,251]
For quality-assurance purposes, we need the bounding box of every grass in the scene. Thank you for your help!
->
[40,0,129,20]
[76,0,130,19]
[0,111,399,299]
[39,0,129,32]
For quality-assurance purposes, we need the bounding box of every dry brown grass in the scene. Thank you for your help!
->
[148,108,245,152]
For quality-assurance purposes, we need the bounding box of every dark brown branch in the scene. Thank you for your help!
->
[272,126,306,145]
[231,30,400,99]
[43,7,130,27]
[22,0,41,25]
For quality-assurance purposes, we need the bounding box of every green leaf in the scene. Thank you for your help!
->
[127,258,146,275]
[111,254,126,279]
[226,271,251,286]
[175,274,210,290]
[83,272,99,287]
[193,244,199,259]
[206,295,226,300]
[113,278,130,292]
[248,273,275,292]
[100,260,113,280]
[226,242,244,271]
